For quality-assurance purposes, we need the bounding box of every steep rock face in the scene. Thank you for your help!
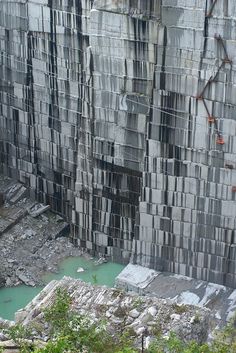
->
[133,1,236,287]
[80,1,160,261]
[0,1,236,286]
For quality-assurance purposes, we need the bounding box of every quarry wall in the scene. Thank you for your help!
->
[1,0,236,287]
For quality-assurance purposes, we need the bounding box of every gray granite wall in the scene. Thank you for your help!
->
[1,0,236,286]
[133,0,236,287]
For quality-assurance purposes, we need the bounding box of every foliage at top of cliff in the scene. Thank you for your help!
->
[4,289,236,353]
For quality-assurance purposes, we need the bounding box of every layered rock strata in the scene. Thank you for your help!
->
[0,1,236,286]
[14,276,214,345]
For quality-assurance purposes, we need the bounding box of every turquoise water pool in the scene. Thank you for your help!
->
[0,256,125,320]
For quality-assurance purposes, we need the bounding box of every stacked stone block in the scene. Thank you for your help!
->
[82,3,161,261]
[133,0,236,287]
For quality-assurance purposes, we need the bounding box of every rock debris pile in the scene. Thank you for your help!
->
[0,176,80,287]
[14,277,217,346]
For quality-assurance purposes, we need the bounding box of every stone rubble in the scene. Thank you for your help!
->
[0,176,81,288]
[12,276,218,346]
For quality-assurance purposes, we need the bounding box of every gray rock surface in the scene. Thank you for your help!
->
[0,176,81,287]
[14,276,218,344]
[116,264,236,324]
[0,1,236,286]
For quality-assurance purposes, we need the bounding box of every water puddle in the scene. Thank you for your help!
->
[0,256,125,320]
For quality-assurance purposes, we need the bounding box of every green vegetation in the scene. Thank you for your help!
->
[171,303,188,314]
[5,289,236,353]
[132,297,143,309]
[148,332,236,353]
[92,274,98,284]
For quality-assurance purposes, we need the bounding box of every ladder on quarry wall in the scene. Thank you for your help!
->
[196,0,236,192]
[196,34,232,146]
[206,0,218,18]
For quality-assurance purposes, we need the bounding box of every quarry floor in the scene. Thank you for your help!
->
[0,175,82,288]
